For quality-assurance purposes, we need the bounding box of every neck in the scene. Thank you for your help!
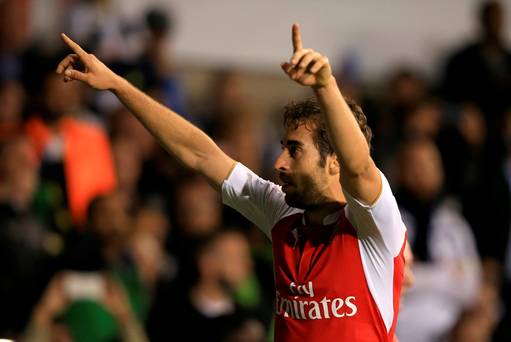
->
[103,239,124,263]
[304,178,346,225]
[482,33,502,50]
[192,279,230,302]
[304,200,345,226]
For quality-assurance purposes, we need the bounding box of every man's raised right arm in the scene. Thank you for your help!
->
[56,34,235,190]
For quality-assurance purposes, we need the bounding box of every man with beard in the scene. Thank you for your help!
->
[57,24,407,341]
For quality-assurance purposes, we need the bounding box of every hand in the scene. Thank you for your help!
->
[101,277,135,324]
[33,273,69,326]
[281,24,333,88]
[56,34,120,90]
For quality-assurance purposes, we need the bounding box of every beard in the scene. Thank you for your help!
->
[280,172,328,209]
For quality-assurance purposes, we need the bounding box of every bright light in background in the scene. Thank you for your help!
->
[30,0,501,79]
[170,0,487,78]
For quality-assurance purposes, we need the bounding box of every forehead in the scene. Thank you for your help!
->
[281,122,315,145]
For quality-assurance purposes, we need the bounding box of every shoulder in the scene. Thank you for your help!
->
[434,198,466,224]
[432,197,472,235]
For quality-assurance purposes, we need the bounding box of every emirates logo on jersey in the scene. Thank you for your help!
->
[276,281,357,320]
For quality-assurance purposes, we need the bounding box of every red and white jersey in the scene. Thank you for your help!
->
[222,163,407,341]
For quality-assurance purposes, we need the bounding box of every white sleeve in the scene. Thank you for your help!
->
[344,170,407,333]
[221,163,301,239]
[344,170,407,257]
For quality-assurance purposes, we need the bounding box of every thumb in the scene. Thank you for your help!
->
[64,68,88,83]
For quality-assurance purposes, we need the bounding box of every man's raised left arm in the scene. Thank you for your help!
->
[281,24,380,204]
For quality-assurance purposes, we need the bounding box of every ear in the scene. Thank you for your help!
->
[328,155,340,175]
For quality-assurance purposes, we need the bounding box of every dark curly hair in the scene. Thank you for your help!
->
[283,98,372,167]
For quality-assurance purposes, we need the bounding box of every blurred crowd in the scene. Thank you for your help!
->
[0,0,510,341]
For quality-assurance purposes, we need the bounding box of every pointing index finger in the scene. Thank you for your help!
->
[292,23,303,52]
[60,33,89,60]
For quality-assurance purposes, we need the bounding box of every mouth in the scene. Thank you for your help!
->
[279,174,294,191]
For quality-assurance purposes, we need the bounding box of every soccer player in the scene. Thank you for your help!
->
[57,24,407,341]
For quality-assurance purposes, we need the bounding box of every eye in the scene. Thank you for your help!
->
[288,146,298,157]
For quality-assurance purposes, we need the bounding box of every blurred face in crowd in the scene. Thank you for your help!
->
[404,100,443,138]
[198,231,253,290]
[0,80,25,124]
[218,111,264,174]
[176,178,222,237]
[213,71,246,115]
[0,0,30,52]
[44,73,82,120]
[481,1,504,41]
[0,137,38,207]
[399,139,444,200]
[274,122,337,209]
[390,71,426,109]
[216,231,253,289]
[111,108,155,157]
[134,202,170,242]
[458,103,487,147]
[112,137,142,193]
[90,193,131,243]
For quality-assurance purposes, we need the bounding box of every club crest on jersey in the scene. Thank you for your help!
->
[276,281,357,320]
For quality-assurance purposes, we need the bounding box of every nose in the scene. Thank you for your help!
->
[274,150,289,172]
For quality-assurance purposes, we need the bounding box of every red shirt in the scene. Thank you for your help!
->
[223,163,406,341]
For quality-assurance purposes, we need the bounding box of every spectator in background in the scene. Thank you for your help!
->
[482,109,511,341]
[25,71,116,230]
[61,0,142,63]
[388,69,428,122]
[109,107,156,160]
[441,0,511,131]
[0,79,26,141]
[202,70,251,136]
[373,68,429,174]
[131,196,177,293]
[450,280,500,342]
[84,192,149,321]
[148,229,265,342]
[138,7,187,117]
[436,102,496,274]
[437,102,488,198]
[111,135,143,210]
[402,98,444,139]
[107,7,187,119]
[0,0,31,79]
[168,175,223,274]
[202,69,275,176]
[0,136,49,338]
[42,191,149,342]
[173,175,223,240]
[216,108,266,176]
[108,106,181,204]
[395,137,482,342]
[23,272,148,342]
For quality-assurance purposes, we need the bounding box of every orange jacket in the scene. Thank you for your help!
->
[26,116,116,226]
